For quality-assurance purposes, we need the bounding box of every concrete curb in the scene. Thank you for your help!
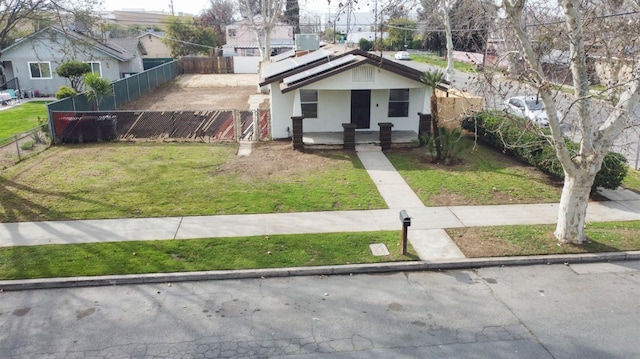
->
[2,251,640,292]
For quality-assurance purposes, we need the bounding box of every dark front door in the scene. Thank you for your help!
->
[350,90,371,129]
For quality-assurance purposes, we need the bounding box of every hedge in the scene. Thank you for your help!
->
[461,111,628,190]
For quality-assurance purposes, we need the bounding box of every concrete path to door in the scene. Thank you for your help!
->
[355,145,466,261]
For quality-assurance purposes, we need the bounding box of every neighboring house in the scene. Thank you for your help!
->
[0,26,143,96]
[259,47,430,140]
[223,19,295,57]
[137,31,171,59]
[136,31,173,70]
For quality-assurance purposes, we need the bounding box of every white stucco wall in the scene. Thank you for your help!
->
[269,64,431,139]
[233,57,261,74]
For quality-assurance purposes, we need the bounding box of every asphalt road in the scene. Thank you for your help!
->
[390,54,640,169]
[1,261,639,358]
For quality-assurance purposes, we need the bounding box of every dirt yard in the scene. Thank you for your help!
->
[118,74,269,111]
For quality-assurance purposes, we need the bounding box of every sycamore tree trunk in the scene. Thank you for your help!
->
[555,172,596,243]
[439,0,456,82]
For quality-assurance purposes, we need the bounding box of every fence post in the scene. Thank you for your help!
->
[234,110,240,142]
[112,84,117,110]
[14,135,21,162]
[253,109,259,142]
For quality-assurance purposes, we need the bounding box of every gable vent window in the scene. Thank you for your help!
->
[352,66,375,82]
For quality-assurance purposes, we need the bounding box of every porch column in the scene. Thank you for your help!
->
[342,123,357,151]
[291,89,304,151]
[292,116,304,151]
[378,122,394,151]
[417,112,432,146]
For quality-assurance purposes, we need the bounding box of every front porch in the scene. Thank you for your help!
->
[302,130,419,149]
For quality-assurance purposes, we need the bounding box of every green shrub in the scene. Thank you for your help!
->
[20,140,36,150]
[55,86,77,99]
[358,38,373,51]
[422,127,471,165]
[462,111,628,190]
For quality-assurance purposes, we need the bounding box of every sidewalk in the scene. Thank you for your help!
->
[1,147,640,255]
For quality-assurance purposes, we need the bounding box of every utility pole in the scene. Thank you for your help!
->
[373,0,377,51]
[169,0,175,16]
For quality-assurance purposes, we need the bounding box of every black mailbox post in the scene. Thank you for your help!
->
[399,210,411,255]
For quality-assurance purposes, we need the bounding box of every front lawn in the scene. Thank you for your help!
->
[623,168,640,193]
[449,221,640,257]
[411,54,478,73]
[0,142,386,222]
[386,139,562,206]
[0,101,49,139]
[0,231,413,280]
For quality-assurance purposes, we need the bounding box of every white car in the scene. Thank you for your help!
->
[394,51,410,60]
[505,96,563,128]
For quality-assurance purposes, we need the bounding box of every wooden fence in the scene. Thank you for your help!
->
[436,88,484,128]
[179,56,234,74]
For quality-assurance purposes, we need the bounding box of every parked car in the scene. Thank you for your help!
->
[504,96,563,128]
[394,51,411,60]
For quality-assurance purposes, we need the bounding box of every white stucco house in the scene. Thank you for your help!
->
[259,47,431,146]
[0,26,143,96]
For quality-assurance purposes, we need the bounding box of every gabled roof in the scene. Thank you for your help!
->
[260,48,427,94]
[2,26,137,62]
[137,31,167,40]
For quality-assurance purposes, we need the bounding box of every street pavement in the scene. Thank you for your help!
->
[1,261,639,358]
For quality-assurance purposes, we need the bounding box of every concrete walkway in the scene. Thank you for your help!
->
[1,146,640,263]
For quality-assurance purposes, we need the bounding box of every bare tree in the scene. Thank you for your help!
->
[284,0,300,35]
[239,0,286,60]
[200,0,236,45]
[420,0,461,81]
[500,0,640,244]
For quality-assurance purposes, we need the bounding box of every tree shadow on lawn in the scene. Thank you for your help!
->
[0,177,126,223]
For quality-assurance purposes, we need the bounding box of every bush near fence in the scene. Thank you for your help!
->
[0,124,51,169]
[461,111,628,191]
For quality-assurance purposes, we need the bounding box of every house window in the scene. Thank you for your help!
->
[388,89,410,117]
[28,62,52,79]
[300,89,318,118]
[228,29,236,37]
[85,61,102,77]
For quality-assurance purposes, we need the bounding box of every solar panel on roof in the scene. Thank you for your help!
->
[283,55,357,85]
[271,49,296,62]
[262,49,333,79]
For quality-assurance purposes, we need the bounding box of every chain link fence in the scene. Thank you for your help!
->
[46,61,180,117]
[0,124,52,169]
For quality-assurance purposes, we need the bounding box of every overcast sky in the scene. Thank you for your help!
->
[100,0,338,17]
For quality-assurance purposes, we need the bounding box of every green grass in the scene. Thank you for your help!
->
[623,168,640,193]
[448,221,640,257]
[0,231,415,280]
[411,54,478,73]
[0,101,49,139]
[0,142,386,222]
[386,139,561,205]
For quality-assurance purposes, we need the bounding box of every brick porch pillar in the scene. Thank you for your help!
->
[418,112,432,146]
[342,123,357,151]
[378,122,394,151]
[291,116,304,151]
